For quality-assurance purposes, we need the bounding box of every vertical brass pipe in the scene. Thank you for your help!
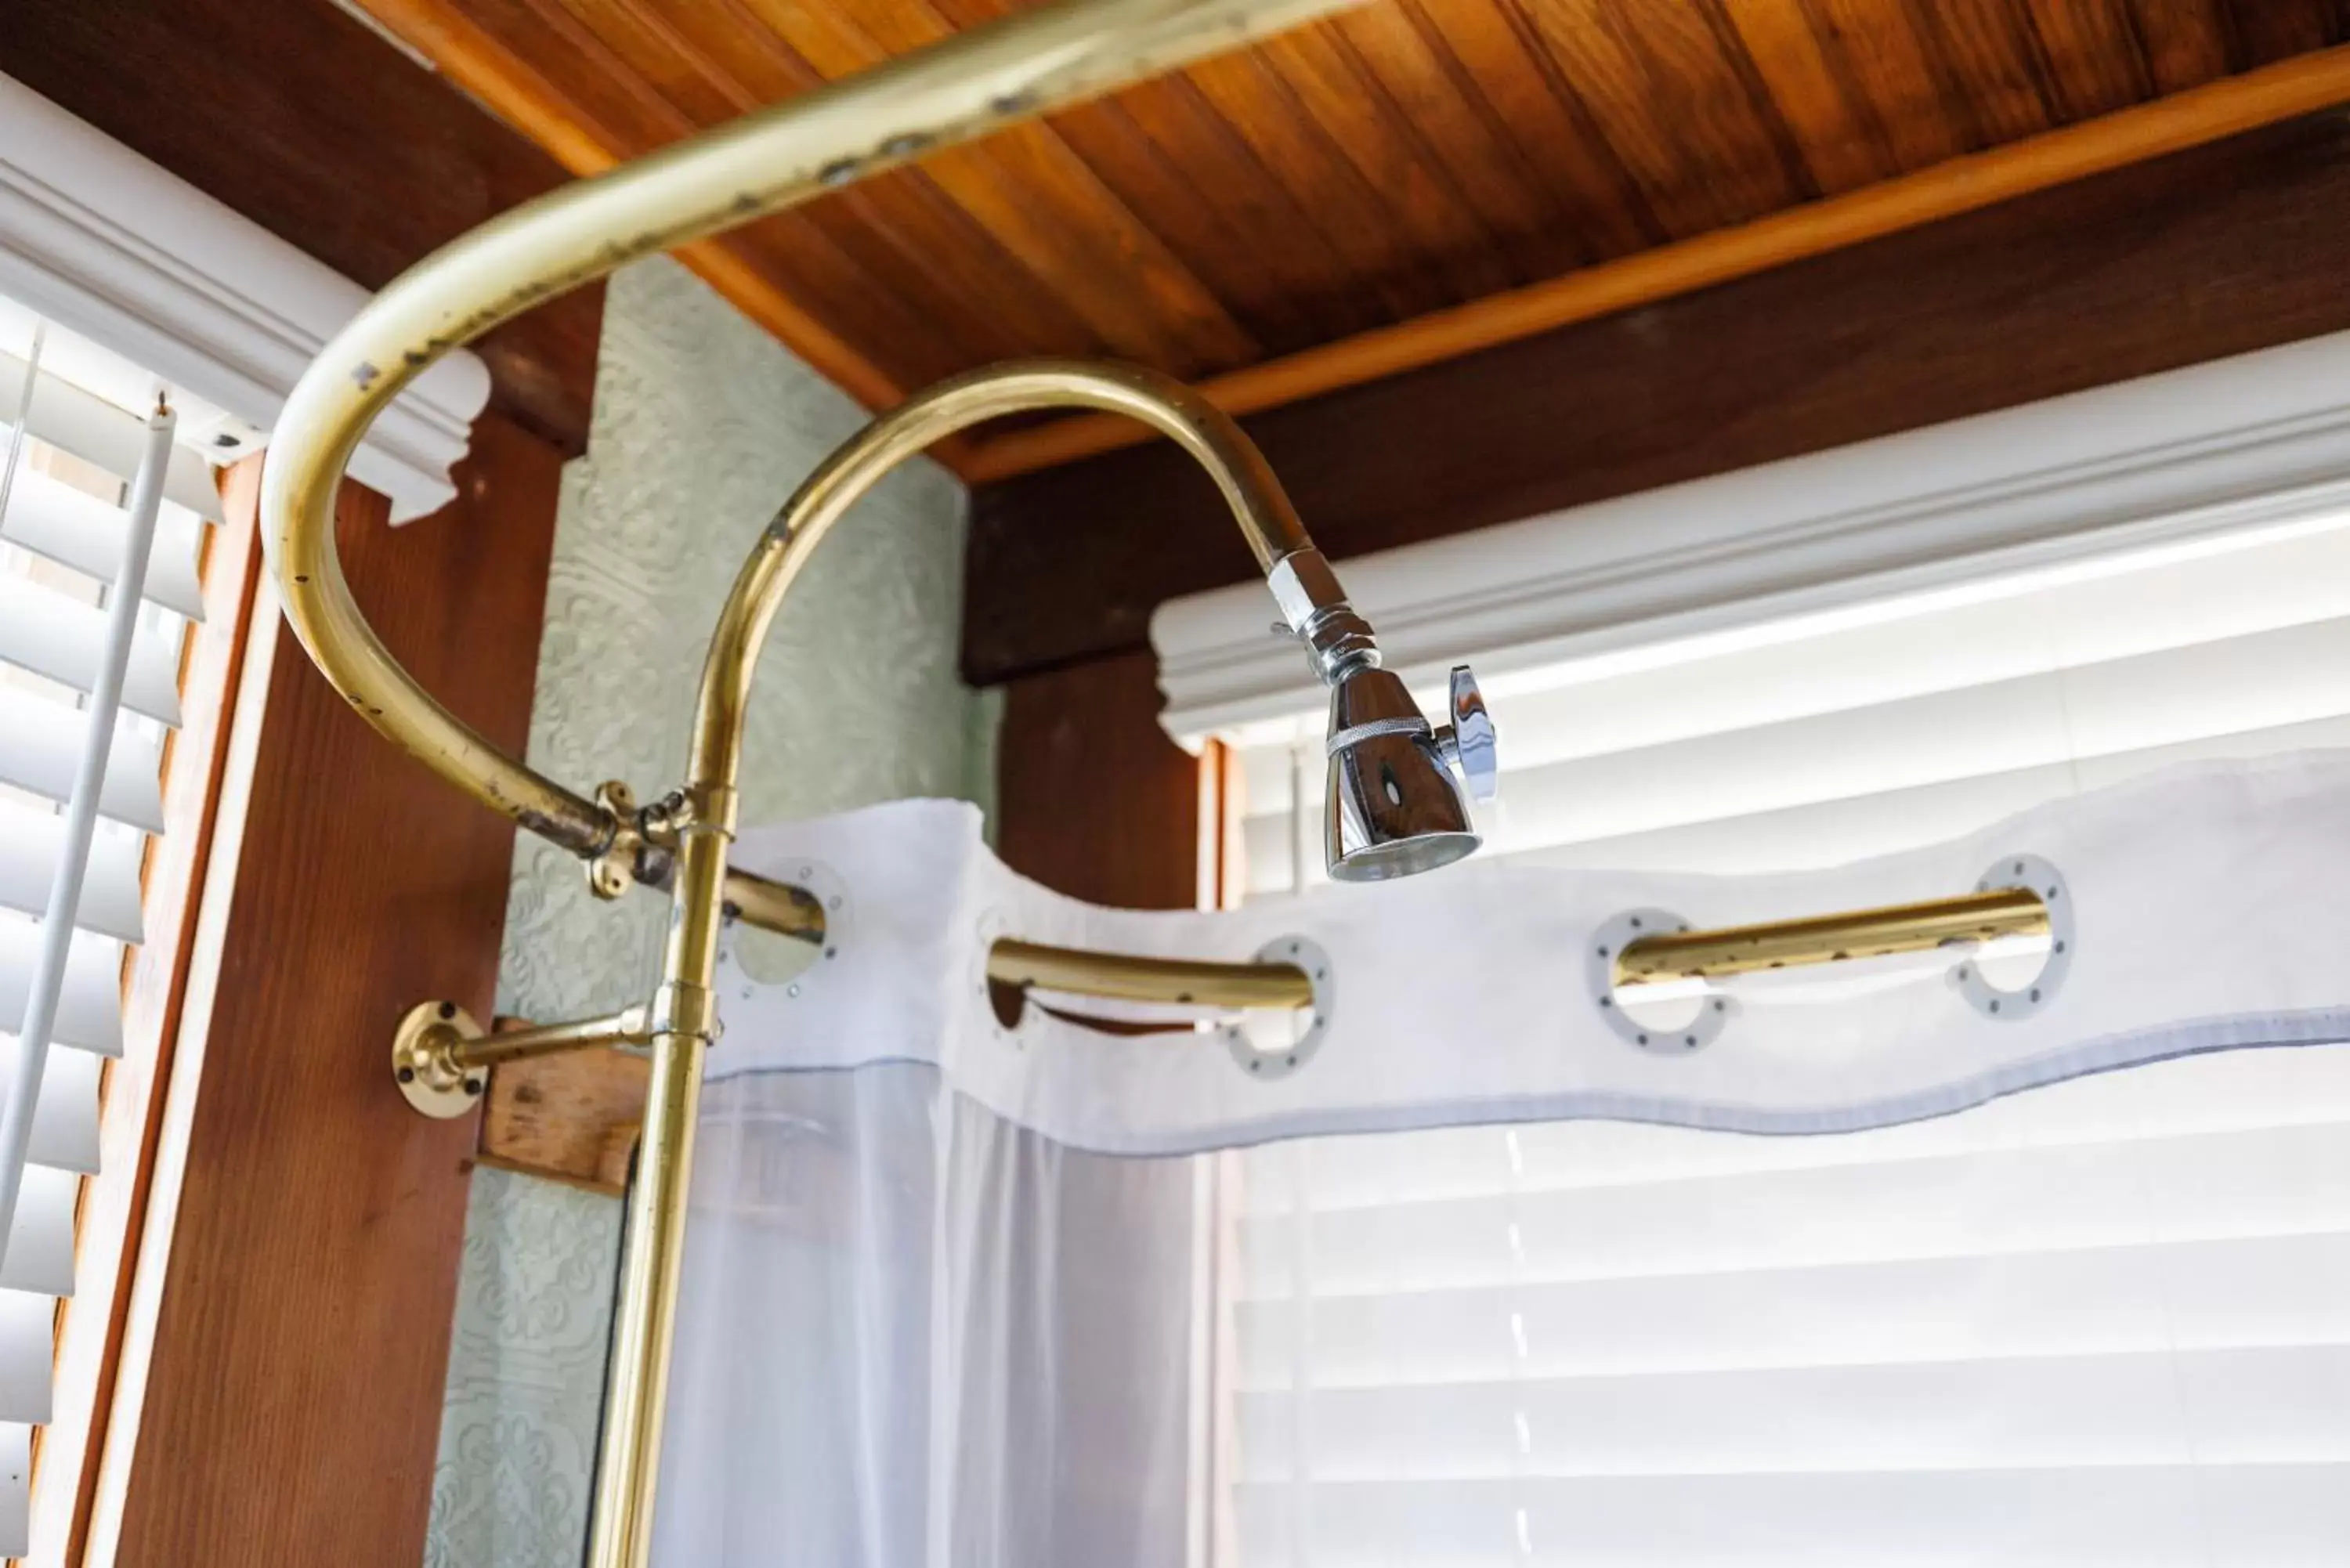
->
[590,834,725,1566]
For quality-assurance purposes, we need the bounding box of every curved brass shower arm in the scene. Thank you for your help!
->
[255,0,1363,861]
[685,360,1311,829]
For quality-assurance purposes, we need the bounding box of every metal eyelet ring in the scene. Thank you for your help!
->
[972,907,1029,1050]
[716,858,848,1005]
[1224,935,1334,1082]
[1954,852,2073,1023]
[1588,907,1728,1055]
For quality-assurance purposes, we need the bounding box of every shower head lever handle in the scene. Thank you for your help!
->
[1432,664,1499,804]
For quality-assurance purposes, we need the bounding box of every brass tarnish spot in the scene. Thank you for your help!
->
[351,361,381,389]
[989,91,1036,116]
[732,191,760,214]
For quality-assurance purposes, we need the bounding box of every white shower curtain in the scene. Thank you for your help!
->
[652,750,2350,1565]
[656,1068,1201,1566]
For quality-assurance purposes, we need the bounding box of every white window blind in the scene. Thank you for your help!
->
[1218,511,2350,1566]
[0,310,209,1555]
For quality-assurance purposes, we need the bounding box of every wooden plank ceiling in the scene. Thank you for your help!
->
[353,0,2350,478]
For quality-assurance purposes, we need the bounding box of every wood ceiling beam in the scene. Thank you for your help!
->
[960,42,2350,480]
[331,4,2350,493]
[350,2,897,404]
[962,108,2350,684]
[352,0,988,474]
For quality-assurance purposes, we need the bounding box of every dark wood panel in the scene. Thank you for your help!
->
[2130,0,2234,92]
[1253,21,1523,302]
[2019,0,2157,120]
[109,414,560,1566]
[1409,0,1664,259]
[1327,5,1587,284]
[1520,0,1810,233]
[2228,0,2345,66]
[808,0,1262,375]
[995,651,1204,911]
[0,0,604,454]
[964,110,2350,682]
[1718,0,1900,192]
[333,0,2347,464]
[662,0,1105,367]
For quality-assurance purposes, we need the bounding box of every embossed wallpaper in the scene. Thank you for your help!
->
[426,258,996,1567]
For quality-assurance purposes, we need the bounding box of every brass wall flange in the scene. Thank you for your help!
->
[586,781,643,901]
[392,1000,488,1120]
[588,782,705,904]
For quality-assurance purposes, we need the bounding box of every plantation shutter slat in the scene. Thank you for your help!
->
[0,573,185,725]
[0,1165,81,1296]
[1230,1465,2350,1566]
[0,923,120,1057]
[0,464,203,619]
[0,347,219,522]
[0,1292,56,1425]
[0,819,146,942]
[0,684,164,830]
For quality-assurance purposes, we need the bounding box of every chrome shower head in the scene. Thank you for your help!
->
[1324,665,1477,881]
[1265,550,1499,883]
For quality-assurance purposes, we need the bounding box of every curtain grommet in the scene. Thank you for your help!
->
[718,858,847,1003]
[1954,852,2072,1023]
[1223,935,1332,1081]
[1588,908,1727,1056]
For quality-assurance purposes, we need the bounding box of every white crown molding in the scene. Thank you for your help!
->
[0,74,490,522]
[1154,328,2350,746]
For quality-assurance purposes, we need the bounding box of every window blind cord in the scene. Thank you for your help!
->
[0,400,172,1252]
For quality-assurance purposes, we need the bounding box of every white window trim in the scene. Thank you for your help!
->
[1154,327,2350,747]
[0,73,489,522]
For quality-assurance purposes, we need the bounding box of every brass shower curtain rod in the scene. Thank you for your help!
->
[258,1,2057,1560]
[391,883,2055,1120]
